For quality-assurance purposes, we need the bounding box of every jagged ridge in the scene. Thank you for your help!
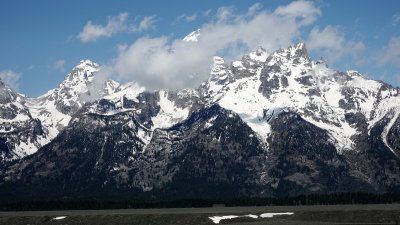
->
[0,38,400,199]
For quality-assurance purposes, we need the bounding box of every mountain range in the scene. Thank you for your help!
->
[0,31,399,200]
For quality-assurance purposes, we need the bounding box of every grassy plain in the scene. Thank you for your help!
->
[0,204,399,225]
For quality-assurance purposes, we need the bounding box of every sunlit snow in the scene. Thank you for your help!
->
[209,212,293,224]
[52,216,67,220]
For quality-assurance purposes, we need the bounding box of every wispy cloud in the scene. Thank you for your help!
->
[307,25,365,64]
[176,13,198,23]
[77,12,157,43]
[203,9,212,17]
[215,6,236,23]
[78,12,130,43]
[52,59,66,72]
[376,36,400,67]
[27,65,35,71]
[0,70,21,90]
[247,2,263,15]
[393,13,400,25]
[274,0,321,26]
[138,15,157,31]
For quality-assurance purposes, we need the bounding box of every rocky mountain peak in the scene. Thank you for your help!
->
[292,42,307,53]
[314,57,328,67]
[66,59,99,84]
[268,42,311,67]
[0,79,18,103]
[211,56,226,72]
[290,42,310,63]
[207,56,230,87]
[346,70,364,78]
[26,59,103,142]
[34,59,101,109]
[182,29,200,42]
[248,47,268,63]
[74,59,99,70]
[1,40,400,199]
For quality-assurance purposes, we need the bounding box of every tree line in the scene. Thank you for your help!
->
[0,192,399,211]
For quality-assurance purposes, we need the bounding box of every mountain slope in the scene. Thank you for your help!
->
[0,60,121,160]
[0,42,400,199]
[0,79,46,160]
[27,59,119,143]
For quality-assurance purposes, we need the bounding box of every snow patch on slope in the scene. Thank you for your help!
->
[381,111,400,157]
[27,100,71,143]
[16,60,118,157]
[218,69,271,141]
[213,44,360,151]
[13,138,40,158]
[152,91,190,129]
[104,82,145,109]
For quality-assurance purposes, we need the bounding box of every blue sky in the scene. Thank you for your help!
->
[1,0,400,97]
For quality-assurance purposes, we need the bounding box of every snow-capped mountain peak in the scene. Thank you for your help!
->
[33,61,96,112]
[210,56,227,76]
[63,59,99,88]
[74,59,99,70]
[269,42,311,67]
[248,47,268,62]
[196,42,400,156]
[2,41,400,199]
[17,59,120,158]
[2,43,400,165]
[183,29,200,42]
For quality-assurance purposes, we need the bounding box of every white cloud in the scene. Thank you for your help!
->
[80,65,114,101]
[52,59,66,72]
[307,25,365,64]
[215,6,236,23]
[377,36,400,67]
[393,13,400,25]
[247,2,263,15]
[0,70,21,90]
[77,13,156,43]
[138,15,157,31]
[203,9,212,17]
[176,13,198,23]
[78,12,130,43]
[274,0,321,25]
[99,1,321,91]
[351,41,367,65]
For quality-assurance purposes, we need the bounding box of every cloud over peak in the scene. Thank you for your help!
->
[307,25,365,64]
[102,1,323,91]
[0,70,21,91]
[83,1,368,92]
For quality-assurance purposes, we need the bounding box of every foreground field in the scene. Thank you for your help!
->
[0,204,399,225]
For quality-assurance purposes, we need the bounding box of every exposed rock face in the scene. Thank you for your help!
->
[136,105,266,199]
[265,112,374,196]
[0,79,46,160]
[0,110,148,199]
[0,60,120,161]
[1,41,400,200]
